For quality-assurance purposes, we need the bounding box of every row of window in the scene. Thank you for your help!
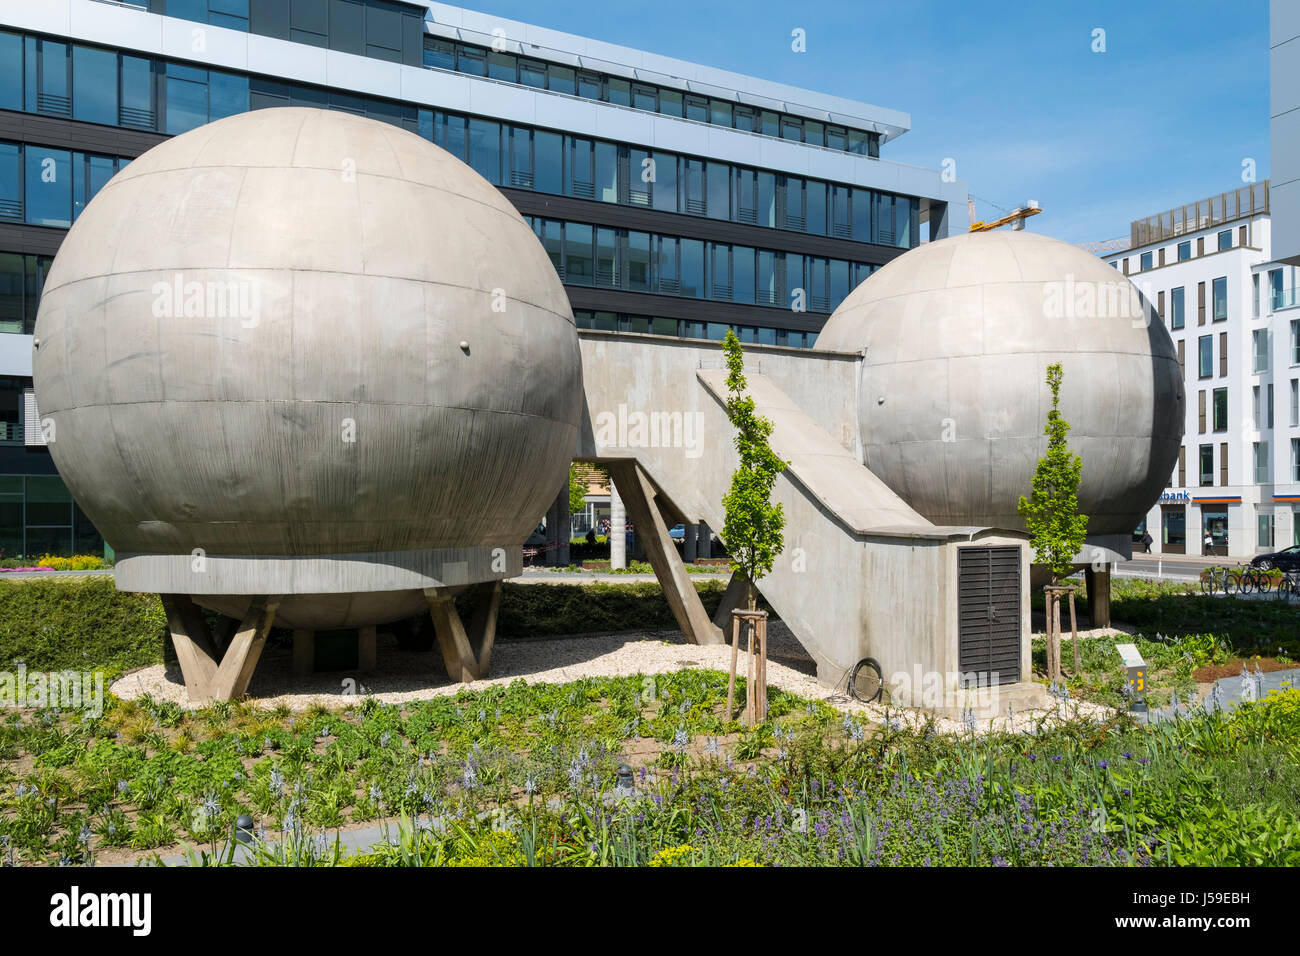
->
[523,215,876,312]
[423,39,881,157]
[4,33,250,134]
[0,253,53,336]
[1,30,920,248]
[141,0,424,65]
[0,141,130,229]
[574,310,819,349]
[1124,225,1248,274]
[424,111,916,246]
[1190,328,1274,380]
[1157,277,1228,332]
[1191,440,1300,486]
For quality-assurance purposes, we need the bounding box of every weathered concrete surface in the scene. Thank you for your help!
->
[814,230,1184,546]
[576,332,1032,699]
[33,108,582,625]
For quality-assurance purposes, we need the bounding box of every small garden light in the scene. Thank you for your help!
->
[615,764,634,795]
[235,815,255,845]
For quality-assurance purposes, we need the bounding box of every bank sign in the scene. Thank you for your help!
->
[1158,491,1190,504]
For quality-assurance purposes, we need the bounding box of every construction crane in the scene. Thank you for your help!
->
[968,198,1042,232]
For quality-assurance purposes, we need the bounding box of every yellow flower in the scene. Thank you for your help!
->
[648,844,694,867]
[724,858,763,867]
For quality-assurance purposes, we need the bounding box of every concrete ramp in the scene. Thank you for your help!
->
[577,331,1032,701]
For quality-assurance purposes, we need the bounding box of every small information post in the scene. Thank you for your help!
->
[1116,642,1147,713]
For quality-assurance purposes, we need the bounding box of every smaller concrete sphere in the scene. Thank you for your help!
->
[814,230,1184,537]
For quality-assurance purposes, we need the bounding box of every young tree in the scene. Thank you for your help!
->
[1017,363,1089,678]
[567,463,587,516]
[1017,363,1089,578]
[720,330,789,610]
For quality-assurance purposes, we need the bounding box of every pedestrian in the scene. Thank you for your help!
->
[1203,530,1213,555]
[1141,530,1153,554]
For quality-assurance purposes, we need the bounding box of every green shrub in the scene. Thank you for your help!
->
[0,577,166,672]
[494,580,729,637]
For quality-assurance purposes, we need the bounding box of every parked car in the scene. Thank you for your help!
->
[1249,545,1300,572]
[669,523,686,540]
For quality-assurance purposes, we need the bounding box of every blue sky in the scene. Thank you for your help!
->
[446,0,1270,244]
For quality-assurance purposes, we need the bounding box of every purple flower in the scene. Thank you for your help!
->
[1098,760,1108,769]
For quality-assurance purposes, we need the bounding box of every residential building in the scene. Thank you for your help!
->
[0,0,966,558]
[1105,182,1300,556]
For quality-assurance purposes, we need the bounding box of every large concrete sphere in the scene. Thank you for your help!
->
[814,230,1183,540]
[32,108,582,626]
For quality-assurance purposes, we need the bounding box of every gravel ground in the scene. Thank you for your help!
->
[112,622,1114,735]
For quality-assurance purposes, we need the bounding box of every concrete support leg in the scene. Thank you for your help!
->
[423,582,502,682]
[292,629,314,677]
[683,522,698,564]
[358,625,377,672]
[162,594,280,703]
[696,521,711,559]
[610,480,627,570]
[1085,567,1112,629]
[712,570,751,629]
[608,461,722,645]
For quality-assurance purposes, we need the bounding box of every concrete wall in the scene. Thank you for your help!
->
[576,330,1030,698]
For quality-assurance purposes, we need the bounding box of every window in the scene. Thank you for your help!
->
[1170,286,1185,329]
[163,65,207,134]
[709,243,732,300]
[1258,513,1274,548]
[533,130,562,195]
[1198,335,1212,378]
[1213,388,1227,431]
[1271,269,1285,310]
[657,89,682,117]
[681,159,704,215]
[594,141,617,204]
[24,146,71,228]
[119,54,155,129]
[680,238,704,298]
[1254,441,1269,483]
[0,142,19,221]
[564,223,593,285]
[1140,251,1152,271]
[72,45,118,126]
[289,0,328,47]
[732,246,754,305]
[1253,385,1261,428]
[1293,320,1300,365]
[424,38,455,70]
[706,163,729,221]
[0,31,21,112]
[647,151,675,213]
[627,231,650,292]
[805,180,826,236]
[73,153,119,221]
[1291,378,1299,427]
[1212,277,1227,321]
[1178,240,1191,261]
[1254,329,1270,373]
[467,118,501,184]
[1199,444,1214,485]
[1293,439,1300,482]
[607,78,630,107]
[1268,383,1275,429]
[487,51,516,84]
[518,59,546,90]
[1218,229,1232,251]
[547,65,575,96]
[25,37,70,116]
[1254,273,1260,317]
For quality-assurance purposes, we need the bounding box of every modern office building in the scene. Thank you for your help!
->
[1271,0,1300,266]
[1104,181,1300,557]
[0,0,967,559]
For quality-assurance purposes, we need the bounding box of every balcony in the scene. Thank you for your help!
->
[1273,287,1300,312]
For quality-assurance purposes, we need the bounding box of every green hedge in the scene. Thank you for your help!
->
[494,580,731,638]
[0,577,166,673]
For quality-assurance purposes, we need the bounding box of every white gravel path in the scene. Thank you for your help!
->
[112,622,1114,735]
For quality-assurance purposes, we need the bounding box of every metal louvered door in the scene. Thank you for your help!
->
[957,547,1021,685]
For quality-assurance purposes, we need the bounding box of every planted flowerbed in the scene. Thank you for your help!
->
[2,670,1299,867]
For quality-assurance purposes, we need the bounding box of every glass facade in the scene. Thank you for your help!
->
[0,473,102,559]
[0,140,130,230]
[422,37,882,158]
[0,28,922,249]
[0,253,54,335]
[574,309,817,348]
[524,215,875,315]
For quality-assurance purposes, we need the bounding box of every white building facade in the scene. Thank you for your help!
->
[1104,182,1300,558]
